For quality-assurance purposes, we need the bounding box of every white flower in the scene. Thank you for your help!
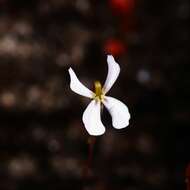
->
[68,55,130,136]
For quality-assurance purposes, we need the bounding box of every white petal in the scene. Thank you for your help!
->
[82,100,105,136]
[103,96,130,129]
[103,55,120,94]
[68,68,94,98]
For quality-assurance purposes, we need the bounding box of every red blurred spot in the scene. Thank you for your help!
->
[186,163,190,190]
[109,0,135,15]
[104,39,125,56]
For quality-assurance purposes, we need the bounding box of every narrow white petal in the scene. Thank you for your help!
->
[103,96,130,129]
[68,68,94,98]
[103,55,120,94]
[82,100,105,136]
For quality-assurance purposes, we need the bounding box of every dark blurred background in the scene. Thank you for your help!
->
[0,0,189,189]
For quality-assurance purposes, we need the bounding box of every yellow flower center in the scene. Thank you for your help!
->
[94,81,105,102]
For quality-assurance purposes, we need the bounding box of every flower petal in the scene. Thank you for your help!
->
[103,55,120,94]
[82,100,105,136]
[68,68,94,98]
[103,96,130,129]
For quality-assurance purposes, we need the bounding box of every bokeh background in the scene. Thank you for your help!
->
[0,0,189,189]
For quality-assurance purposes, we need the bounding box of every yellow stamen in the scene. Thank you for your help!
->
[95,81,102,97]
[94,81,104,101]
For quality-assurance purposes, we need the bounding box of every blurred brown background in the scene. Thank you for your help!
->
[0,0,189,189]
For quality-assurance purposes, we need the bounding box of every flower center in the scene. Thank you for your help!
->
[94,81,104,101]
